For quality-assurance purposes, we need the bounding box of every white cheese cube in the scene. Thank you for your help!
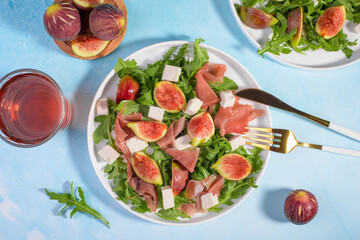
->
[110,130,116,140]
[96,98,108,115]
[161,65,182,82]
[174,135,192,150]
[126,136,148,154]
[355,24,360,34]
[313,0,318,6]
[148,106,164,122]
[98,145,120,164]
[201,193,219,210]
[145,145,154,155]
[161,186,175,209]
[184,97,203,116]
[220,90,235,108]
[229,135,245,150]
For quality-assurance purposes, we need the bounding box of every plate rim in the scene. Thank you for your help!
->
[228,0,360,71]
[86,40,272,225]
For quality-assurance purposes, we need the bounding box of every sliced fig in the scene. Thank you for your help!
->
[43,2,81,41]
[72,0,104,11]
[287,7,304,48]
[116,74,140,103]
[212,153,252,181]
[171,161,189,196]
[127,121,167,142]
[315,6,346,39]
[131,152,163,185]
[238,6,278,29]
[89,4,127,41]
[71,34,109,58]
[187,112,215,146]
[153,81,186,113]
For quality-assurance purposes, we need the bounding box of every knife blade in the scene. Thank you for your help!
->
[236,88,360,142]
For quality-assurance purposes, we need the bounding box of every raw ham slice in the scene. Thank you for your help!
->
[157,116,186,149]
[114,113,143,160]
[214,96,264,136]
[166,147,200,173]
[195,70,220,110]
[201,62,227,84]
[126,160,158,212]
[179,174,224,217]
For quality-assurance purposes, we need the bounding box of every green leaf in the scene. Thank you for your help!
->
[211,77,238,93]
[45,182,110,228]
[93,100,116,144]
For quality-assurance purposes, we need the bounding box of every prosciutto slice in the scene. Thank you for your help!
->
[214,96,265,136]
[157,116,186,149]
[126,160,158,212]
[114,112,143,161]
[201,62,227,84]
[166,147,200,173]
[195,70,220,110]
[179,174,224,217]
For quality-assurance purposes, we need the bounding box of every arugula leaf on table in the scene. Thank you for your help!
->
[93,99,116,145]
[45,182,110,228]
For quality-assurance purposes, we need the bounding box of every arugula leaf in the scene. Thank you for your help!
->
[183,38,209,77]
[114,59,138,73]
[115,100,149,116]
[45,182,110,228]
[210,77,238,93]
[93,99,116,144]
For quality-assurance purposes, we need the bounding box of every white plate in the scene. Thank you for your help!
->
[229,0,360,70]
[87,41,272,225]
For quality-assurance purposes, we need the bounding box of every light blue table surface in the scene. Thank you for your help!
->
[1,0,360,239]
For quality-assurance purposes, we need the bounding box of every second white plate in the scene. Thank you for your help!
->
[229,0,360,70]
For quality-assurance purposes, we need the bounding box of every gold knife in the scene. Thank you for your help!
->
[236,88,360,142]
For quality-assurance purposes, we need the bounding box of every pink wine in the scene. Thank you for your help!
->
[0,72,65,145]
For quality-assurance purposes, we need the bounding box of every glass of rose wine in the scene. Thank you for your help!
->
[0,69,71,147]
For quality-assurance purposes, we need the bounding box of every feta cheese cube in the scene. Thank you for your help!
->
[148,106,164,122]
[98,145,120,164]
[313,0,318,6]
[201,193,219,210]
[126,136,148,154]
[229,135,245,150]
[161,186,175,209]
[161,65,182,82]
[96,98,108,115]
[355,24,360,34]
[184,97,203,116]
[174,135,192,150]
[145,145,154,155]
[220,90,235,108]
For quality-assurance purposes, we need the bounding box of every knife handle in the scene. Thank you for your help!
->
[329,122,360,142]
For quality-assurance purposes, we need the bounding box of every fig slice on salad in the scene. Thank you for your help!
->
[287,7,304,48]
[131,152,163,185]
[153,81,187,113]
[116,74,139,103]
[315,6,346,39]
[238,6,278,29]
[212,153,252,181]
[187,112,215,146]
[127,121,167,142]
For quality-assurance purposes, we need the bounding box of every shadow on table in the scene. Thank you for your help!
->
[65,35,190,223]
[262,188,292,223]
[211,0,256,52]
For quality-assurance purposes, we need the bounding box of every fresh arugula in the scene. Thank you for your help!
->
[238,0,360,58]
[94,39,265,221]
[45,182,110,228]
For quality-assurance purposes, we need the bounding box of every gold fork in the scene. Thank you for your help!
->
[244,127,360,157]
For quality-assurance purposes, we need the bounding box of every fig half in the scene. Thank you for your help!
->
[315,6,346,39]
[238,6,278,29]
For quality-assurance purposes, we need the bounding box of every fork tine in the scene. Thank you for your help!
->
[245,131,275,139]
[245,127,274,133]
[243,136,274,144]
[245,141,271,150]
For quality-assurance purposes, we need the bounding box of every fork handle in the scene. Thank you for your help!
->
[322,146,360,158]
[329,122,360,142]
